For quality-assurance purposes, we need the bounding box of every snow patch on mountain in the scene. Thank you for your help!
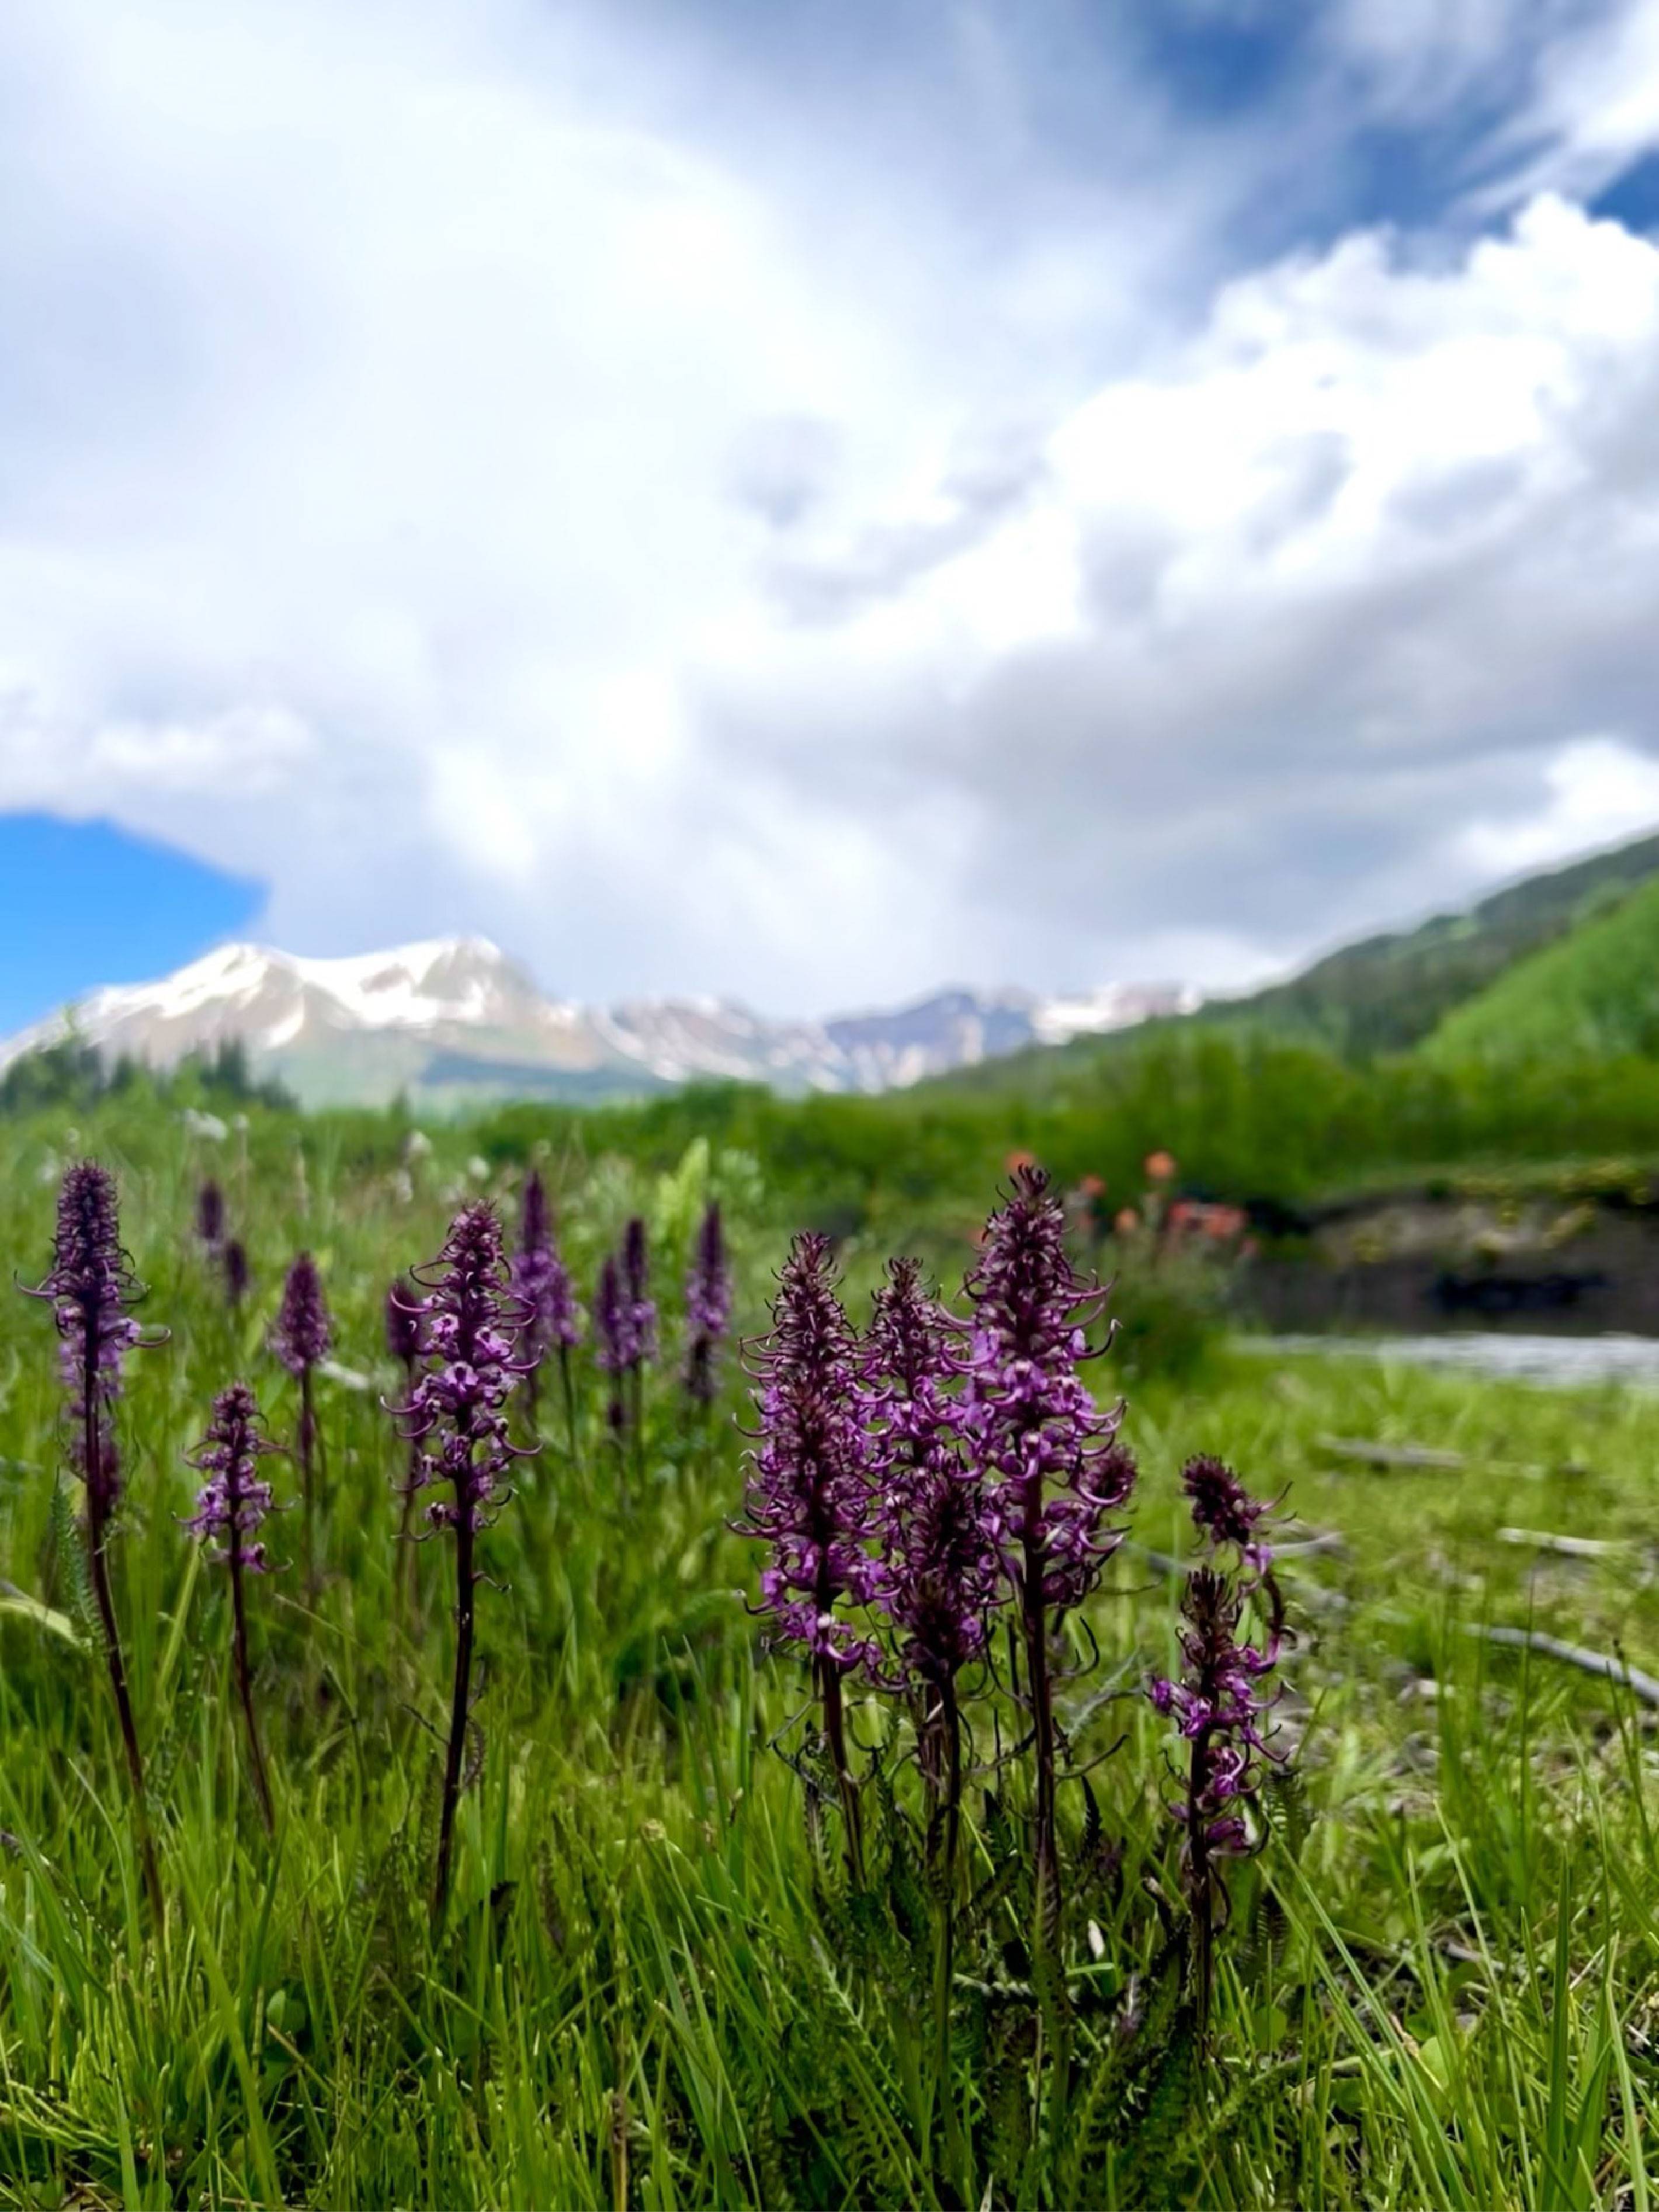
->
[0,939,1196,1106]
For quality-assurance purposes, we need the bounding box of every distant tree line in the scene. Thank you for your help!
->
[0,1035,293,1117]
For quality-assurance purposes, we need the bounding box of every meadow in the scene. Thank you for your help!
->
[0,1096,1655,2209]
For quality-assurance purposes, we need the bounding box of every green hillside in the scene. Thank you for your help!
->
[932,827,1659,1100]
[1427,867,1659,1061]
[1218,827,1659,1054]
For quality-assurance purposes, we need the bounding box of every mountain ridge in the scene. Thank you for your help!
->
[0,938,1196,1107]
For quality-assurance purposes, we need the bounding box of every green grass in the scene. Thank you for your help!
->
[1,1120,1658,2207]
[1429,871,1659,1064]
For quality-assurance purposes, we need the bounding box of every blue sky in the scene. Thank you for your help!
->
[8,0,1659,1023]
[0,815,260,1032]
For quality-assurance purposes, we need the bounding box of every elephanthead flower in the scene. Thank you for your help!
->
[512,1171,582,1363]
[20,1162,162,1907]
[187,1381,281,1828]
[737,1230,877,1881]
[395,1202,532,1536]
[23,1161,151,1515]
[963,1164,1137,1936]
[196,1178,225,1250]
[1150,1458,1287,2040]
[622,1216,658,1364]
[186,1381,280,1572]
[861,1258,1000,1692]
[964,1165,1137,1613]
[392,1201,534,1916]
[1183,1453,1276,1572]
[683,1201,732,1404]
[738,1231,879,1672]
[269,1251,332,1376]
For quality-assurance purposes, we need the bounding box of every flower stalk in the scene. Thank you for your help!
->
[22,1162,162,1919]
[511,1170,581,1453]
[1151,1456,1287,2044]
[393,1203,532,1919]
[185,1382,280,1831]
[738,1232,877,1884]
[270,1252,332,1592]
[964,1166,1136,1943]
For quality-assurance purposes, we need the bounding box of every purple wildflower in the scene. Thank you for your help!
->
[186,1380,280,1569]
[622,1216,658,1364]
[512,1171,581,1442]
[25,1162,148,1519]
[269,1252,332,1589]
[397,1206,530,1536]
[737,1232,878,1880]
[269,1251,332,1376]
[196,1178,225,1250]
[185,1382,280,1828]
[223,1238,250,1312]
[863,1258,999,1694]
[1183,1454,1276,1572]
[392,1202,533,1916]
[594,1253,633,1432]
[963,1164,1138,1936]
[20,1162,161,1912]
[1150,1459,1286,2039]
[683,1201,731,1404]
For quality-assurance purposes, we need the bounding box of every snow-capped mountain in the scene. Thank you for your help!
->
[0,939,1196,1107]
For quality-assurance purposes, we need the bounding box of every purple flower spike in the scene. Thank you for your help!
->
[395,1203,532,1537]
[738,1231,877,1881]
[738,1232,879,1673]
[269,1251,332,1376]
[964,1165,1136,1613]
[21,1162,162,1907]
[964,1164,1137,1935]
[622,1216,658,1365]
[186,1381,280,1829]
[186,1381,280,1573]
[25,1161,150,1517]
[1151,1456,1288,2040]
[392,1201,535,1918]
[196,1179,225,1250]
[683,1201,731,1404]
[863,1258,1000,1690]
[1183,1454,1275,1569]
[594,1253,632,1373]
[512,1172,582,1364]
[223,1239,250,1311]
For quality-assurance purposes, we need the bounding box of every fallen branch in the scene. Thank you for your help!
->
[1496,1528,1626,1560]
[1465,1623,1659,1708]
[1315,1436,1465,1471]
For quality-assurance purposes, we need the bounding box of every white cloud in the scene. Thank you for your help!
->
[1456,735,1659,876]
[6,2,1659,1009]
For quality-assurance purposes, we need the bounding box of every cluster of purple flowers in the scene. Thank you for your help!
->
[21,1162,162,1909]
[511,1172,581,1368]
[186,1380,280,1572]
[742,1168,1141,1911]
[746,1172,1136,1687]
[861,1258,997,1693]
[739,1232,883,1672]
[683,1203,731,1405]
[1150,1454,1286,2030]
[270,1251,332,1377]
[25,1161,148,1516]
[394,1204,531,1536]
